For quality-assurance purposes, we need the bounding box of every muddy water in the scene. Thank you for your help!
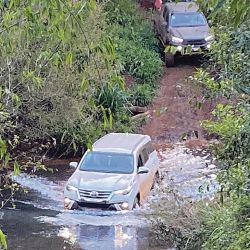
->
[159,144,217,201]
[1,144,217,250]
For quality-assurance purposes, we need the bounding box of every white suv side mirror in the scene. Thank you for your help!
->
[138,167,149,174]
[69,162,78,168]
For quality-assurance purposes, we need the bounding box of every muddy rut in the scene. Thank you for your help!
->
[141,57,215,144]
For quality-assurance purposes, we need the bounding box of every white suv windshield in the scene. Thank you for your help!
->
[79,152,134,174]
[170,13,206,27]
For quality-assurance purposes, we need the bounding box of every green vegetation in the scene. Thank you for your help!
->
[0,229,7,250]
[106,0,163,84]
[0,1,162,247]
[0,0,161,158]
[151,0,250,249]
[128,83,155,107]
[0,0,249,249]
[0,0,120,157]
[197,1,250,248]
[105,0,162,110]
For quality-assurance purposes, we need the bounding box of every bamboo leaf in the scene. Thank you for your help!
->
[60,130,67,143]
[58,28,65,40]
[87,141,93,151]
[108,108,113,129]
[101,106,108,129]
[13,161,20,176]
[72,140,77,152]
[185,45,192,54]
[0,229,7,250]
[66,52,73,65]
[80,78,89,93]
[88,0,96,11]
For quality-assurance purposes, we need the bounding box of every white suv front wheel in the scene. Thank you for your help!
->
[133,196,140,209]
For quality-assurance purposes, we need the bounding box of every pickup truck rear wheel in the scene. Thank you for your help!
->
[165,52,175,67]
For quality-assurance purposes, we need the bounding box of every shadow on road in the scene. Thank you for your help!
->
[174,54,205,67]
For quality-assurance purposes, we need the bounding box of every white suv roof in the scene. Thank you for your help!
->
[93,133,150,154]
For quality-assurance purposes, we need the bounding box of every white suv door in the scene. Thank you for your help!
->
[137,147,153,200]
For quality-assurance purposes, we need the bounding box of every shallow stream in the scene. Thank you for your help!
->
[1,144,217,250]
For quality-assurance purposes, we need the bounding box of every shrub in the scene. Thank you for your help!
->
[106,0,163,84]
[0,1,131,155]
[194,3,250,249]
[151,2,250,249]
[96,79,128,113]
[114,35,163,84]
[128,83,154,107]
[150,196,204,250]
[201,196,250,250]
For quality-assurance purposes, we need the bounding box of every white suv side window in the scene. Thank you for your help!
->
[146,142,154,155]
[141,148,149,164]
[137,154,144,168]
[137,142,154,169]
[137,149,148,168]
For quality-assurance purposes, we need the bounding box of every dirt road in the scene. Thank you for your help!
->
[141,57,215,145]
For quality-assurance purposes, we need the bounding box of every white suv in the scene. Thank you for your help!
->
[64,133,160,210]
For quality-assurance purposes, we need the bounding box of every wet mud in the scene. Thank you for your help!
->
[141,56,217,143]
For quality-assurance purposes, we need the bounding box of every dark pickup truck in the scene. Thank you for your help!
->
[154,2,213,66]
